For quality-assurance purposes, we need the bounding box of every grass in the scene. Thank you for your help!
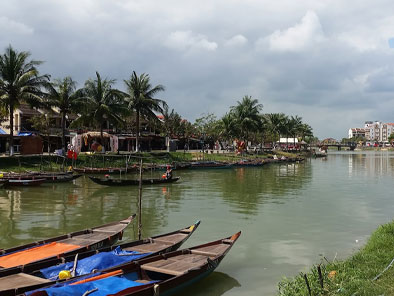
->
[278,221,394,295]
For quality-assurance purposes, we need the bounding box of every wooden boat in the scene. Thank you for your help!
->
[5,179,46,187]
[73,167,129,174]
[0,221,201,295]
[233,160,266,167]
[89,176,180,186]
[0,215,135,274]
[23,231,241,296]
[190,161,233,169]
[0,172,82,183]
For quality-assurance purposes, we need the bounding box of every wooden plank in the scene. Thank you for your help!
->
[154,233,187,244]
[124,242,169,253]
[0,273,50,290]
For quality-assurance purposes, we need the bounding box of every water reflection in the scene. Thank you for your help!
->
[173,272,241,296]
[218,162,312,215]
[343,151,394,177]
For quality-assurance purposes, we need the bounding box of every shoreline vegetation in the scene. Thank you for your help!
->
[278,220,394,296]
[0,150,303,173]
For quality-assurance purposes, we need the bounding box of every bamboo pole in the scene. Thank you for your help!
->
[138,158,143,240]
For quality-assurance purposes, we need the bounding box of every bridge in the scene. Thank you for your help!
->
[317,142,357,151]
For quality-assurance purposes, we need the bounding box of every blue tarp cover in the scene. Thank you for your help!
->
[40,246,150,279]
[17,132,33,136]
[0,128,6,135]
[27,272,152,296]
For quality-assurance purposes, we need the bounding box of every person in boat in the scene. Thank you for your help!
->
[165,165,173,180]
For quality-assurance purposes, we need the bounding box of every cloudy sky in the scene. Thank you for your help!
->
[2,0,394,139]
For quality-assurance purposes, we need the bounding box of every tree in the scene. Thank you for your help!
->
[288,115,303,150]
[124,71,166,152]
[71,72,126,149]
[217,112,239,147]
[230,95,262,142]
[45,77,82,153]
[161,105,182,139]
[266,113,287,148]
[0,45,49,155]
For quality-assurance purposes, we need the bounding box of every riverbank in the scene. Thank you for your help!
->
[278,220,394,296]
[0,150,303,172]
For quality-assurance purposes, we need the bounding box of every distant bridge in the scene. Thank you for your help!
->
[317,142,357,151]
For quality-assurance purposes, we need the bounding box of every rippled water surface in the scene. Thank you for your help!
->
[1,151,394,295]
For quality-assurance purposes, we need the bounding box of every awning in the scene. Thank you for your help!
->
[0,128,6,135]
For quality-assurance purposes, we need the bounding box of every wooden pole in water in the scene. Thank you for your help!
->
[138,158,143,240]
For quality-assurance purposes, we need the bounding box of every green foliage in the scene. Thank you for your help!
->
[0,45,49,154]
[71,72,127,134]
[123,71,166,151]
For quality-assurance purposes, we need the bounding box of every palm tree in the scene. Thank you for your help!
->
[45,77,82,153]
[267,113,286,148]
[218,112,239,147]
[0,45,49,155]
[288,115,303,151]
[71,72,127,149]
[230,95,262,142]
[123,71,166,152]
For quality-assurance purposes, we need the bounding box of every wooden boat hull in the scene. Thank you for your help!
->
[5,179,46,187]
[0,215,135,274]
[190,162,233,169]
[0,173,82,184]
[89,176,180,186]
[24,231,241,296]
[0,221,201,296]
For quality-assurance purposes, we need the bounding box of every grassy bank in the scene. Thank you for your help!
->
[0,150,298,172]
[278,221,394,295]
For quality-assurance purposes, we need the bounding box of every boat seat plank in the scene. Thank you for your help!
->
[0,273,50,291]
[94,224,128,233]
[124,242,170,253]
[191,244,229,257]
[153,233,187,244]
[141,254,208,276]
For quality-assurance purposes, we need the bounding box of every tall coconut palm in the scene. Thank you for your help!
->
[123,71,166,152]
[218,112,239,145]
[267,113,286,148]
[230,95,262,142]
[45,77,82,153]
[289,115,303,150]
[0,45,49,155]
[71,72,127,149]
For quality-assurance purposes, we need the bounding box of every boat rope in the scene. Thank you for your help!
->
[153,284,160,296]
[373,257,394,281]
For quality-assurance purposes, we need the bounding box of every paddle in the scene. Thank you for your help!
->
[71,253,78,277]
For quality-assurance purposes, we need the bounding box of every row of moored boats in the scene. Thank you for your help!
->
[0,215,240,296]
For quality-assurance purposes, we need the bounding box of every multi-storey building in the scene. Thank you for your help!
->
[349,121,394,143]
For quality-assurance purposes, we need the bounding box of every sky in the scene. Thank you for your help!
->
[2,0,394,139]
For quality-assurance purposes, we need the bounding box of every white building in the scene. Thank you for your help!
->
[349,121,394,143]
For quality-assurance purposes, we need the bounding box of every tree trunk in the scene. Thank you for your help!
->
[100,125,104,153]
[62,112,66,154]
[135,110,140,152]
[9,102,14,156]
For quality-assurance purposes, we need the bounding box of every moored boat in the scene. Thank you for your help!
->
[190,161,233,169]
[89,176,180,186]
[23,231,241,296]
[0,215,135,273]
[5,178,46,187]
[0,172,82,183]
[0,221,201,295]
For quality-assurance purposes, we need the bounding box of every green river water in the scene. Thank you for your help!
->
[1,151,394,295]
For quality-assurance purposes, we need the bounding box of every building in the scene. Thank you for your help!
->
[348,128,367,139]
[348,121,394,143]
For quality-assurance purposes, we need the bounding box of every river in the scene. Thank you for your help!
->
[1,151,394,295]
